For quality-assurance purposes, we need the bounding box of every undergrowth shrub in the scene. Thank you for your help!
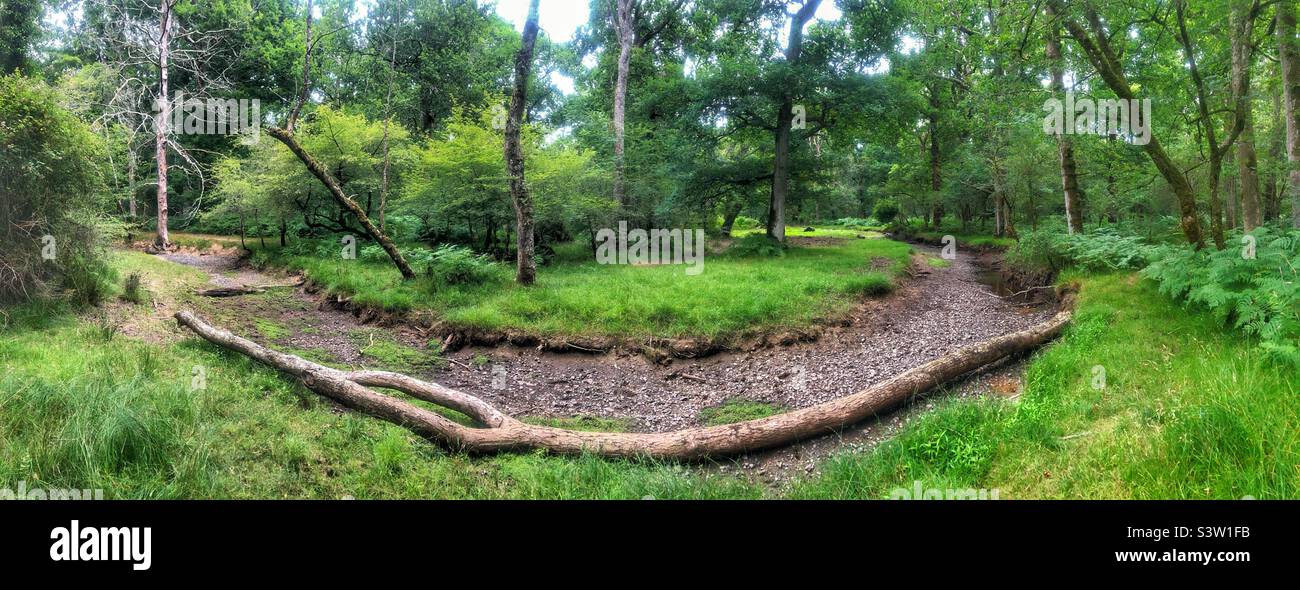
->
[120,272,145,304]
[0,75,113,305]
[1007,227,1155,274]
[731,215,761,231]
[1143,227,1300,366]
[872,198,900,224]
[724,234,786,258]
[422,245,500,286]
[834,217,882,230]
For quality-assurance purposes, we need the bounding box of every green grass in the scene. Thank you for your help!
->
[6,248,1294,499]
[792,272,1300,499]
[699,399,783,426]
[254,318,289,341]
[731,225,882,239]
[924,256,952,269]
[0,302,759,499]
[901,220,1018,250]
[912,229,1017,250]
[254,236,912,342]
[112,249,208,287]
[168,232,252,251]
[349,328,442,372]
[522,415,633,432]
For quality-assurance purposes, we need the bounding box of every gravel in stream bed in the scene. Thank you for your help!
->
[161,244,1054,486]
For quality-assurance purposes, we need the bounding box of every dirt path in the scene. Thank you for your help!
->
[158,243,1052,485]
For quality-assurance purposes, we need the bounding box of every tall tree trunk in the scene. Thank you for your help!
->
[613,0,634,210]
[928,96,943,229]
[1176,0,1246,248]
[766,0,821,243]
[768,100,794,241]
[1225,173,1239,229]
[1057,1,1204,247]
[1267,79,1284,222]
[1025,177,1038,230]
[721,201,742,237]
[378,36,397,233]
[994,164,1016,239]
[1233,0,1262,231]
[153,0,172,249]
[1046,4,1083,234]
[505,0,540,285]
[1279,0,1300,227]
[127,141,138,218]
[287,0,313,134]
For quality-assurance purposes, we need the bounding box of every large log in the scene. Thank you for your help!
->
[175,298,1073,459]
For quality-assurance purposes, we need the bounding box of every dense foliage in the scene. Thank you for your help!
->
[0,74,114,306]
[1007,227,1157,274]
[1144,228,1300,366]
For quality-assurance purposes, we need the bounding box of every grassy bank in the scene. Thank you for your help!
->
[253,234,912,342]
[0,307,758,500]
[4,251,1293,499]
[894,220,1018,250]
[792,272,1299,499]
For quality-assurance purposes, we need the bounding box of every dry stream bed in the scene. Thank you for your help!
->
[156,240,1051,486]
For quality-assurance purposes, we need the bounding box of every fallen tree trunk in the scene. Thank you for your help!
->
[175,297,1073,459]
[194,287,265,297]
[194,281,301,297]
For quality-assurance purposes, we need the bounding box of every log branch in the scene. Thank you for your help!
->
[175,298,1074,459]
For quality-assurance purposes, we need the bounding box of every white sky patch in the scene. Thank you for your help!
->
[815,2,844,21]
[495,0,590,43]
[495,0,589,96]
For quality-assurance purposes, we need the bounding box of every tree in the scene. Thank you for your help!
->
[154,0,174,249]
[1052,0,1206,248]
[1045,2,1084,234]
[0,0,43,74]
[266,0,416,279]
[504,0,541,285]
[766,0,821,242]
[78,0,239,249]
[1231,0,1263,231]
[1175,0,1248,248]
[613,0,634,209]
[1281,0,1300,227]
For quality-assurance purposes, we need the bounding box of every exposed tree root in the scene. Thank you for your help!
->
[174,294,1073,459]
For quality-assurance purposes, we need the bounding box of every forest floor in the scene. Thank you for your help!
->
[6,237,1293,498]
[150,237,1052,484]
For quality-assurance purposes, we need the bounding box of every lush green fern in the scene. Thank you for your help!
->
[1143,226,1300,367]
[1007,227,1156,273]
